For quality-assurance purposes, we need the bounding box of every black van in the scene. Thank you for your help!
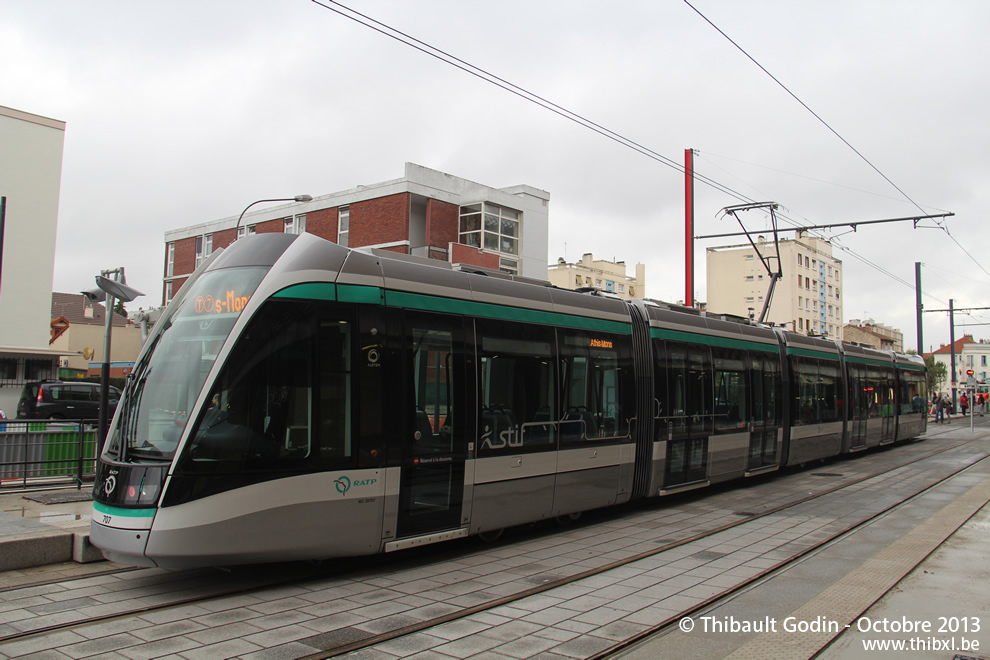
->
[16,381,121,420]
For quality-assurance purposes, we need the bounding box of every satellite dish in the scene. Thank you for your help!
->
[82,347,94,360]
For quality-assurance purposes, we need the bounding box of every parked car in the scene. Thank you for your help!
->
[16,380,120,420]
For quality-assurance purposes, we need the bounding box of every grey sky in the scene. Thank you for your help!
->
[4,0,988,351]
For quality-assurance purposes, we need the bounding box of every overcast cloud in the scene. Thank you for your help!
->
[3,0,988,351]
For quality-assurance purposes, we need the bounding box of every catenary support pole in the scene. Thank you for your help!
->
[949,298,957,409]
[684,148,694,307]
[915,262,923,355]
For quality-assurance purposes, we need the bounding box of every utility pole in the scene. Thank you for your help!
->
[950,298,956,408]
[684,148,695,307]
[915,262,923,355]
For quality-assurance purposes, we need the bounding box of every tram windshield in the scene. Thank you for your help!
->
[104,267,268,461]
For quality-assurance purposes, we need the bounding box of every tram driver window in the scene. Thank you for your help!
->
[184,302,355,473]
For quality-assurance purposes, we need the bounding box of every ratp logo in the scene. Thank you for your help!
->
[334,476,350,496]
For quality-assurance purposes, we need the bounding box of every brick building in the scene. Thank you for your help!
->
[163,163,551,303]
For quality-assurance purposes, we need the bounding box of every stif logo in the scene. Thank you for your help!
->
[334,476,350,496]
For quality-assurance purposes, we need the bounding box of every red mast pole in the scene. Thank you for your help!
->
[685,148,695,307]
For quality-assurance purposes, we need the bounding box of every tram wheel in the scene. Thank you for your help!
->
[555,512,582,526]
[477,528,504,542]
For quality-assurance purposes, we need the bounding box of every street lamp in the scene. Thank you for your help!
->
[234,195,313,238]
[89,268,143,443]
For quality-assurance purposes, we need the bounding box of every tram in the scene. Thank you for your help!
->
[90,233,927,568]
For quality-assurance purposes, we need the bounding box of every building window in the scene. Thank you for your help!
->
[0,358,16,384]
[459,202,520,257]
[575,275,582,286]
[745,275,754,281]
[606,280,615,293]
[805,256,810,267]
[618,283,624,293]
[166,281,174,302]
[982,356,987,367]
[195,234,213,268]
[835,288,840,300]
[797,254,803,266]
[166,243,175,277]
[237,224,256,239]
[25,359,54,381]
[338,206,350,247]
[284,214,306,235]
[499,258,518,275]
[799,296,803,307]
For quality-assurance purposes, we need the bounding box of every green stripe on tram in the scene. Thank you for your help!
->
[650,327,780,353]
[93,501,156,518]
[844,355,896,368]
[273,283,336,300]
[386,290,632,334]
[786,346,841,361]
[273,283,632,334]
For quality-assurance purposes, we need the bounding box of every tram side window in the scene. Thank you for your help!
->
[477,320,556,455]
[819,361,840,422]
[866,367,890,418]
[792,355,840,425]
[713,348,747,433]
[668,344,713,440]
[750,354,780,426]
[899,371,927,414]
[183,301,356,473]
[847,363,870,420]
[559,331,633,444]
[411,327,454,451]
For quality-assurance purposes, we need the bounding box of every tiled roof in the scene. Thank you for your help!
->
[51,293,129,328]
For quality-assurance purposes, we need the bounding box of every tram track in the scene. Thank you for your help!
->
[0,432,982,656]
[592,452,990,659]
[295,435,989,658]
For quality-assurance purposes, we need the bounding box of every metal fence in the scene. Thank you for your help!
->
[0,418,100,490]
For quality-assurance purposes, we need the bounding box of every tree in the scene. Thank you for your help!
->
[925,355,947,394]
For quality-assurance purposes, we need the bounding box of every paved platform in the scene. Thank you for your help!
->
[1,418,989,659]
[619,432,990,659]
[0,484,105,577]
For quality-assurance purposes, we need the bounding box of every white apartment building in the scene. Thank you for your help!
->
[0,106,66,413]
[706,231,843,335]
[547,253,646,300]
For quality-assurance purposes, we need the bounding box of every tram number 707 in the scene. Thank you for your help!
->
[102,515,112,525]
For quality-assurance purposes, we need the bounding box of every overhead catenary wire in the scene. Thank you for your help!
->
[313,0,971,310]
[309,0,751,204]
[683,0,990,280]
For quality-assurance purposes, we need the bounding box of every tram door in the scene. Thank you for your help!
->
[396,312,466,538]
[748,354,781,470]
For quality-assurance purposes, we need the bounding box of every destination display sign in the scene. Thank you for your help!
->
[193,290,252,316]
